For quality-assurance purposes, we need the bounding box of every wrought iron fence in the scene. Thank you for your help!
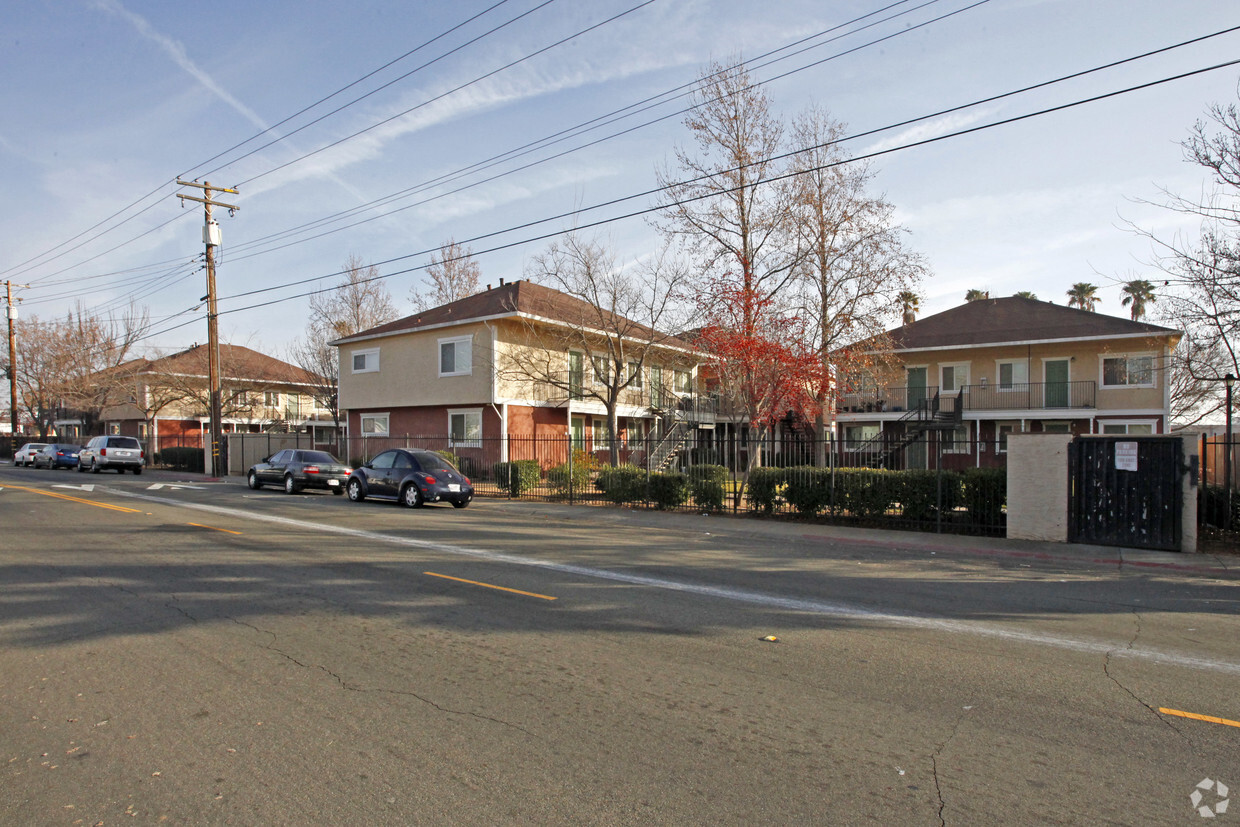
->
[1199,434,1238,534]
[339,433,1007,536]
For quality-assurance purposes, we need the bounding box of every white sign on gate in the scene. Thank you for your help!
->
[1115,441,1139,471]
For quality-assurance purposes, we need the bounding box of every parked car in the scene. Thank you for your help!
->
[78,435,146,474]
[35,443,82,470]
[346,449,473,508]
[248,449,351,494]
[14,443,49,467]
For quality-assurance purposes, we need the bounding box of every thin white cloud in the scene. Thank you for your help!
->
[863,109,997,157]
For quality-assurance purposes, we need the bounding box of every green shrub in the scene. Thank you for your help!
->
[596,465,648,503]
[897,469,963,522]
[155,446,204,473]
[836,468,895,519]
[493,460,541,496]
[747,467,786,513]
[961,468,1006,525]
[547,454,594,498]
[648,472,688,510]
[782,466,832,516]
[688,464,728,511]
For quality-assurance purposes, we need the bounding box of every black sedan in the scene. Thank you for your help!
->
[346,449,473,508]
[247,449,352,494]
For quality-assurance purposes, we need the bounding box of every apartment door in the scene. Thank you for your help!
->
[907,366,928,410]
[1045,359,1069,408]
[570,415,586,452]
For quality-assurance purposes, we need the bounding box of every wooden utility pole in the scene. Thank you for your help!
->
[176,180,238,478]
[4,281,29,438]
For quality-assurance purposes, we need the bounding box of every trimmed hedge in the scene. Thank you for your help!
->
[688,464,728,511]
[596,465,648,503]
[648,471,688,510]
[747,467,786,514]
[961,468,1006,524]
[494,460,541,497]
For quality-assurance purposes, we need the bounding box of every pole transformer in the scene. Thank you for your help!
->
[176,179,239,478]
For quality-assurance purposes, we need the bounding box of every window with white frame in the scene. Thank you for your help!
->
[627,360,642,388]
[844,424,880,450]
[438,336,472,377]
[264,391,280,407]
[940,363,969,392]
[448,409,482,447]
[1101,354,1154,388]
[352,348,380,374]
[592,355,610,384]
[1101,422,1155,435]
[592,418,610,449]
[673,369,691,393]
[1041,421,1071,434]
[942,425,970,454]
[996,360,1028,390]
[360,413,389,436]
[997,422,1019,453]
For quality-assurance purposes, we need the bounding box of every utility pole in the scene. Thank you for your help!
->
[176,180,239,478]
[4,281,29,439]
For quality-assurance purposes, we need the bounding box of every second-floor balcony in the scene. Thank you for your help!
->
[838,380,1097,415]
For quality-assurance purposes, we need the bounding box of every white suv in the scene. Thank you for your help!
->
[78,436,145,474]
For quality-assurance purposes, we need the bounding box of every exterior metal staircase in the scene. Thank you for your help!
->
[858,391,963,468]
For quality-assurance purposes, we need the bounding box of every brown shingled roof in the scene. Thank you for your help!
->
[887,296,1180,350]
[332,280,697,350]
[137,344,321,385]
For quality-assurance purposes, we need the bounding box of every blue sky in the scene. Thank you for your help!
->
[4,0,1239,356]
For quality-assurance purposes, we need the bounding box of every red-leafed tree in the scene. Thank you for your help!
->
[695,278,823,484]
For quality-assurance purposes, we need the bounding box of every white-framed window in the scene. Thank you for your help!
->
[627,360,642,388]
[439,336,473,377]
[844,424,880,450]
[592,355,610,384]
[1100,421,1155,435]
[352,348,380,374]
[448,408,482,447]
[650,366,664,398]
[996,360,1028,390]
[360,413,390,436]
[1101,354,1154,388]
[1041,421,1071,434]
[592,418,611,449]
[673,369,691,393]
[264,391,280,407]
[940,363,970,392]
[996,422,1019,453]
[943,425,971,454]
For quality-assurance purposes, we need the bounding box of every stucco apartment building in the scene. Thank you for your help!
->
[835,296,1182,469]
[332,280,701,464]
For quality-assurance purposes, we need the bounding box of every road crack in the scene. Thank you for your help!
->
[1103,611,1186,740]
[930,705,973,826]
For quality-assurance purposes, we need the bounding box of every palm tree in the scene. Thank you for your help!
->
[1120,279,1156,321]
[1013,291,1038,300]
[898,290,920,324]
[964,289,990,302]
[1066,282,1099,312]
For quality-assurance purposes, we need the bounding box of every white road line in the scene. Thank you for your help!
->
[53,484,96,492]
[108,488,1240,676]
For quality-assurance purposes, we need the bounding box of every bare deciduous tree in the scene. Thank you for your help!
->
[410,239,482,313]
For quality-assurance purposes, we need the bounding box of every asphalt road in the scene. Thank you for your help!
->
[1,464,1238,825]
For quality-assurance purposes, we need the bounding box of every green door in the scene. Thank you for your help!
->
[1045,359,1069,407]
[907,367,928,410]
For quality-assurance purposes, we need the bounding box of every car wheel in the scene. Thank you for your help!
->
[248,471,261,490]
[133,466,142,475]
[401,484,422,508]
[77,461,85,473]
[91,460,101,474]
[347,478,365,502]
[284,475,299,495]
[452,499,470,509]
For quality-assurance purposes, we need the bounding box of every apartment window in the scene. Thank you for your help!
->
[592,355,610,384]
[439,336,472,377]
[264,391,280,407]
[569,351,584,400]
[1101,422,1155,435]
[1042,422,1071,434]
[844,424,879,450]
[448,409,482,448]
[1101,355,1154,388]
[997,361,1028,390]
[360,413,389,436]
[941,363,969,392]
[673,369,691,393]
[627,361,642,388]
[352,348,380,374]
[592,418,611,449]
[650,366,664,398]
[943,425,971,454]
[997,423,1019,453]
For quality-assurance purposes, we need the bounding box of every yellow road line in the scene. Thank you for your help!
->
[1159,708,1240,729]
[423,571,557,601]
[187,522,242,535]
[2,484,142,513]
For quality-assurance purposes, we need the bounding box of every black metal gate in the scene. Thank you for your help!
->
[1068,436,1183,551]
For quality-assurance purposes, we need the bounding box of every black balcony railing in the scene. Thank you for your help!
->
[838,381,1096,414]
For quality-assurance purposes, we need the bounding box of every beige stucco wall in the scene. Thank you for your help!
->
[339,322,495,409]
[1006,433,1073,542]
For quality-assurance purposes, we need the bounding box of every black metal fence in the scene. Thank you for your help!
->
[341,433,1007,536]
[1200,434,1238,535]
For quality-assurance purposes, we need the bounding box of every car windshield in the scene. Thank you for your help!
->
[414,452,456,472]
[300,451,338,464]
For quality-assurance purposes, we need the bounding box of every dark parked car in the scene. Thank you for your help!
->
[248,449,352,495]
[78,435,145,474]
[35,443,82,470]
[346,449,473,508]
[14,443,49,467]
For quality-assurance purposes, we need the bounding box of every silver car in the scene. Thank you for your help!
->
[78,435,145,474]
[14,442,49,467]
